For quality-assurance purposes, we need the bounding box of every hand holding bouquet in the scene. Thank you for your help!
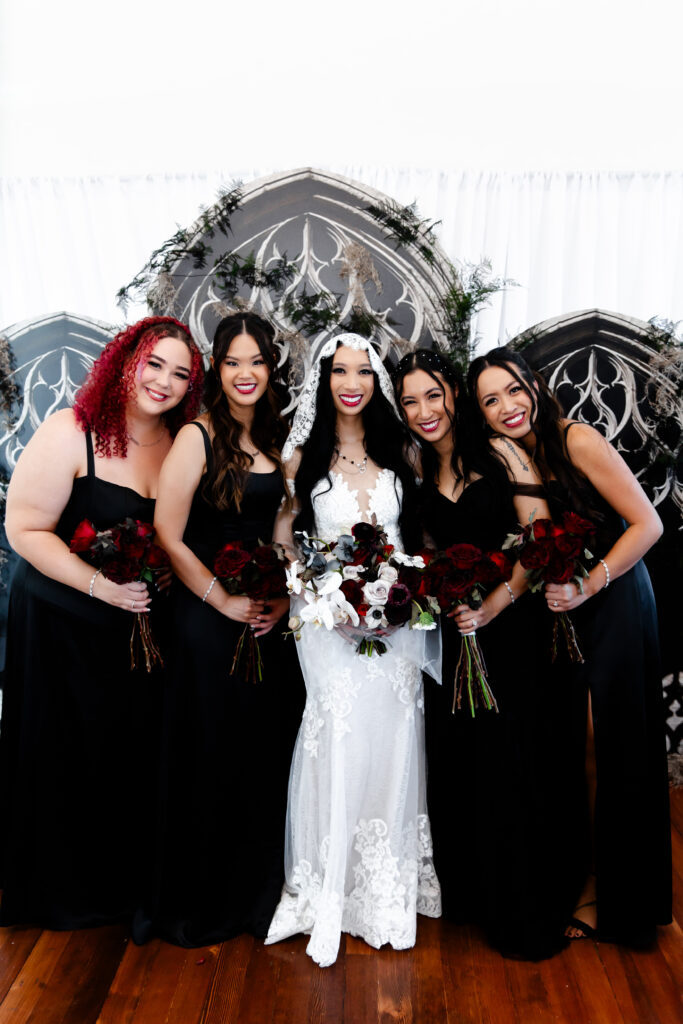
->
[504,511,595,662]
[423,543,512,715]
[70,517,170,671]
[213,540,288,682]
[286,520,438,657]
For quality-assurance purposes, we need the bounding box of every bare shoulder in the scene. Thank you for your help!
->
[23,408,84,461]
[563,421,615,465]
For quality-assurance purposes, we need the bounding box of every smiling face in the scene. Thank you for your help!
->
[214,332,270,415]
[475,364,536,438]
[398,368,455,445]
[329,345,374,417]
[134,336,193,415]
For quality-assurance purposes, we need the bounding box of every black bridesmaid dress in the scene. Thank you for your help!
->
[422,474,572,960]
[0,432,159,928]
[546,453,672,947]
[133,422,303,947]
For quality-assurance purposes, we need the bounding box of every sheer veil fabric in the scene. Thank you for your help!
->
[265,335,442,967]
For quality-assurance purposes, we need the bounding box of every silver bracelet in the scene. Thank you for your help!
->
[599,558,610,589]
[503,581,515,604]
[202,576,218,603]
[88,569,102,598]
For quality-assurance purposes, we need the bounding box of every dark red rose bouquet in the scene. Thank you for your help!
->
[424,544,513,715]
[287,521,438,657]
[504,511,595,662]
[213,540,288,682]
[70,517,170,671]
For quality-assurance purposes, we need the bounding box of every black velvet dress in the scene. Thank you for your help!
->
[422,474,572,960]
[546,467,672,947]
[0,432,159,928]
[133,422,303,947]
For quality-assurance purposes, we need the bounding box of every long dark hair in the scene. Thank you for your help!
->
[293,345,421,551]
[203,312,288,511]
[392,348,504,493]
[467,346,602,519]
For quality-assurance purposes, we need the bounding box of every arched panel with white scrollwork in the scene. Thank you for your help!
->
[511,309,683,757]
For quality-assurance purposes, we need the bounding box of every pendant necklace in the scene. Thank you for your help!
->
[335,448,368,474]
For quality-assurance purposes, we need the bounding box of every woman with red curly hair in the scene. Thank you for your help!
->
[0,316,203,929]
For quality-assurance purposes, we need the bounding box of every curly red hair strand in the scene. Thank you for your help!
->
[73,316,204,458]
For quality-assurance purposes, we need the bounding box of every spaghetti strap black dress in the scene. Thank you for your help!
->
[545,429,672,947]
[0,431,158,928]
[422,474,572,960]
[132,422,303,947]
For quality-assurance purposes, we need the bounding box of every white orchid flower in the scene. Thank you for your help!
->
[285,561,303,595]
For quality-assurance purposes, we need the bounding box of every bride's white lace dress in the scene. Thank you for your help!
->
[265,468,441,967]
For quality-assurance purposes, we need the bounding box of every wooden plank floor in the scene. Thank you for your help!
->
[1,791,682,1024]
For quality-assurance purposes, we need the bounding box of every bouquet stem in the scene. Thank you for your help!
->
[130,613,163,673]
[551,613,584,664]
[453,631,499,717]
[231,624,264,683]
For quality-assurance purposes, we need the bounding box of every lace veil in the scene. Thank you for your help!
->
[282,333,400,461]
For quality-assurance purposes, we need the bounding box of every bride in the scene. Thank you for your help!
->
[265,333,441,967]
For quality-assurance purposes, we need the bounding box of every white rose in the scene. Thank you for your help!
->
[377,564,398,584]
[363,579,391,606]
[342,565,365,580]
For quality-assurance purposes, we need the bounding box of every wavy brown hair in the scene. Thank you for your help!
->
[203,312,288,511]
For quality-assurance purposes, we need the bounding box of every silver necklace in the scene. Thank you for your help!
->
[127,428,166,448]
[335,447,368,474]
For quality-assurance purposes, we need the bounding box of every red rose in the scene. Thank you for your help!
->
[352,522,379,543]
[397,566,421,595]
[252,545,280,570]
[341,579,364,607]
[554,533,582,559]
[562,511,594,537]
[480,550,513,584]
[357,603,370,618]
[103,556,140,584]
[444,544,483,571]
[214,545,251,578]
[134,520,155,539]
[147,544,170,570]
[382,545,395,558]
[121,537,147,561]
[439,578,474,607]
[529,519,562,540]
[70,519,98,553]
[520,539,553,570]
[545,553,574,584]
[415,547,436,566]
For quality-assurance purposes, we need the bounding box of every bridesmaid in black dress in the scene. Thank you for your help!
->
[133,312,303,947]
[0,316,203,928]
[468,347,672,948]
[394,349,570,960]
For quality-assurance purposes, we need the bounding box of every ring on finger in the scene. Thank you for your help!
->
[553,600,559,607]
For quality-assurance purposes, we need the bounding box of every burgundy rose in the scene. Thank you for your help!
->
[444,543,483,571]
[147,544,170,571]
[385,583,413,625]
[479,550,513,585]
[545,553,575,584]
[341,579,364,607]
[134,520,155,539]
[121,536,147,561]
[214,545,251,578]
[562,511,594,538]
[397,566,421,595]
[520,539,553,571]
[529,519,561,540]
[70,519,97,553]
[103,556,140,584]
[352,522,379,543]
[554,533,582,559]
[252,545,280,570]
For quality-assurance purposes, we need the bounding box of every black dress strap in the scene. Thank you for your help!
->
[190,421,213,472]
[85,431,96,478]
[512,482,547,499]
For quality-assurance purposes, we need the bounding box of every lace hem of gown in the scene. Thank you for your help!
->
[265,814,441,968]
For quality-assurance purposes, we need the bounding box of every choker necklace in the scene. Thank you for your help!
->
[127,428,166,448]
[335,447,368,474]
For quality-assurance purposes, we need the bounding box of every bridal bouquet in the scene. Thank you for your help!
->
[287,520,438,657]
[70,517,170,671]
[504,511,595,662]
[423,543,513,716]
[213,540,289,682]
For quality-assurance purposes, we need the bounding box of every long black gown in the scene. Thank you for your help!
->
[422,474,572,960]
[133,422,303,947]
[0,432,158,928]
[546,461,672,947]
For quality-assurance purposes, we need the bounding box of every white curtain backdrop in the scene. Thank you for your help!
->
[2,168,682,352]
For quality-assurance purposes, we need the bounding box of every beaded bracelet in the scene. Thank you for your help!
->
[503,581,515,604]
[599,558,610,589]
[202,576,218,603]
[88,569,102,598]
